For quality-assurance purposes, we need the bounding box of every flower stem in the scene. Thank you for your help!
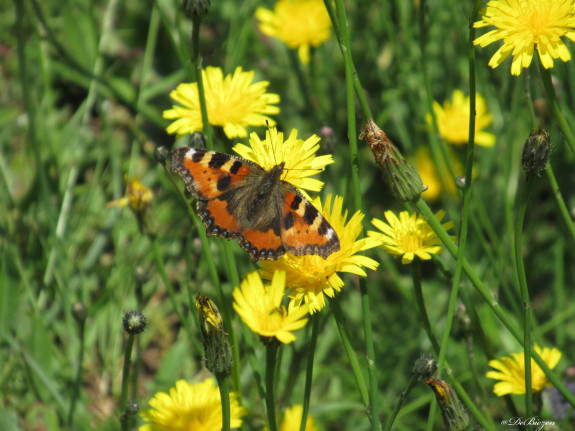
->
[191,15,213,150]
[329,296,369,409]
[383,374,419,431]
[67,310,86,428]
[120,333,135,431]
[513,176,535,417]
[545,165,575,243]
[538,61,575,154]
[410,261,440,353]
[332,0,380,427]
[322,0,372,119]
[299,313,319,431]
[265,341,280,431]
[216,372,231,431]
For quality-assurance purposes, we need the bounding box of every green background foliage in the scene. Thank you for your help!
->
[2,0,575,429]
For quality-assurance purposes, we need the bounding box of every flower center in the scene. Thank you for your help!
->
[399,226,423,252]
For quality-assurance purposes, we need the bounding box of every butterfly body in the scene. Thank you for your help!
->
[171,147,340,261]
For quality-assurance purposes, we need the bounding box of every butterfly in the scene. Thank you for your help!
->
[171,147,340,261]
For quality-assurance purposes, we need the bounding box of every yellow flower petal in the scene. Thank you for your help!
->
[256,0,332,64]
[139,379,246,431]
[163,67,280,139]
[486,344,562,395]
[474,0,575,75]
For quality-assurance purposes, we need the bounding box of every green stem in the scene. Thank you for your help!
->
[514,176,535,417]
[332,0,379,427]
[322,0,372,119]
[299,313,319,431]
[538,61,575,154]
[329,296,369,409]
[437,0,482,376]
[383,374,419,431]
[67,313,86,428]
[410,261,440,353]
[191,15,213,150]
[216,372,231,431]
[120,334,135,431]
[545,165,575,243]
[265,341,280,431]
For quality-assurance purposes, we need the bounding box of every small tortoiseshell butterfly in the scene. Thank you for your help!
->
[171,147,340,261]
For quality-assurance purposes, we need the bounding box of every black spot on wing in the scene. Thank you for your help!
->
[303,202,319,225]
[191,148,207,162]
[290,194,302,210]
[283,212,295,230]
[230,161,242,175]
[208,152,230,169]
[318,219,329,235]
[217,174,232,191]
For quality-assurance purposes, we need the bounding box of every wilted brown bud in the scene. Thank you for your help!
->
[425,378,469,431]
[196,294,232,376]
[360,118,424,202]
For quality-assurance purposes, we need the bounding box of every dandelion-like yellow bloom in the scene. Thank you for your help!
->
[474,0,575,75]
[256,0,332,64]
[368,210,454,264]
[413,147,463,202]
[427,90,495,147]
[139,379,246,431]
[278,405,318,431]
[486,345,562,396]
[233,270,309,344]
[260,195,383,313]
[232,127,334,193]
[163,66,280,139]
[107,175,153,213]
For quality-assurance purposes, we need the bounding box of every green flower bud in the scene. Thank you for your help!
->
[522,129,552,178]
[183,0,211,19]
[360,118,424,202]
[413,355,438,381]
[122,311,147,335]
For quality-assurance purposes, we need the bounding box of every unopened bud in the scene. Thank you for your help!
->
[413,356,438,381]
[425,379,469,431]
[360,118,424,202]
[522,129,552,178]
[183,0,211,19]
[196,294,232,376]
[154,146,170,164]
[122,311,147,335]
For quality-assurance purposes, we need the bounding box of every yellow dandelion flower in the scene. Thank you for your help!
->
[163,66,280,139]
[107,175,153,213]
[233,270,309,344]
[413,147,463,202]
[426,90,495,147]
[368,210,454,264]
[278,405,318,431]
[256,0,332,64]
[486,344,562,396]
[260,194,383,314]
[474,0,575,75]
[139,378,246,431]
[232,127,334,193]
